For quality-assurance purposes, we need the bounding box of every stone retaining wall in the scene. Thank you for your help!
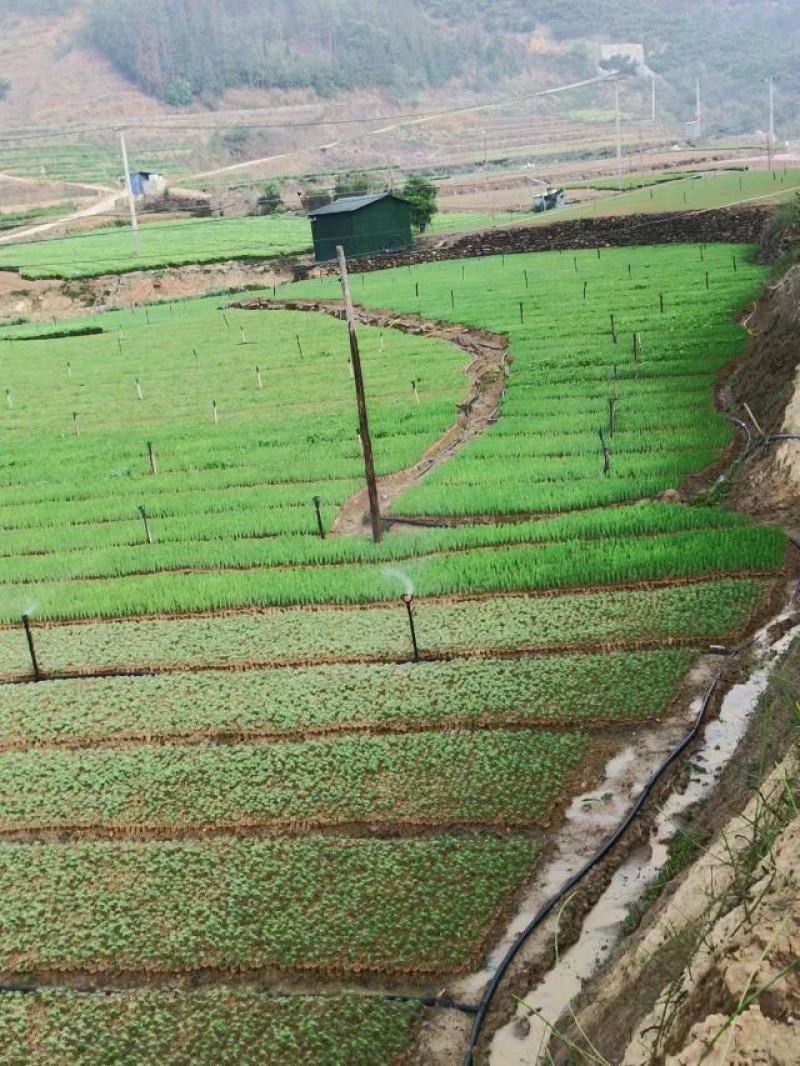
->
[297,206,771,279]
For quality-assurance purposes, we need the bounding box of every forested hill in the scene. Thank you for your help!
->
[3,0,799,134]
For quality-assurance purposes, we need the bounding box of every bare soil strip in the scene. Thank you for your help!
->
[0,636,720,687]
[0,816,550,846]
[232,298,510,536]
[0,713,664,756]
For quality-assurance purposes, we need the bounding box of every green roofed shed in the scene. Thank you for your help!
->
[308,193,414,263]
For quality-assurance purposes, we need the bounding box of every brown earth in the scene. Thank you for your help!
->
[234,297,509,536]
[724,264,800,533]
[549,668,800,1066]
[0,260,292,324]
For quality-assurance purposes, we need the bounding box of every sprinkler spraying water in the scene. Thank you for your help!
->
[402,593,419,662]
[382,568,421,661]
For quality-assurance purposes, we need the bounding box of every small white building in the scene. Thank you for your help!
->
[599,42,646,68]
[129,171,167,199]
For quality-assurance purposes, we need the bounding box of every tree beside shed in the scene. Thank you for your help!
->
[308,193,414,262]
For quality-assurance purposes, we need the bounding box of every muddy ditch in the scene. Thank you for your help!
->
[445,582,800,1066]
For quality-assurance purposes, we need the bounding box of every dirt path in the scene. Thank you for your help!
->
[234,297,510,535]
[0,192,120,247]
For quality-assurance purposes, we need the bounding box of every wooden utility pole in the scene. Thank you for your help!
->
[615,82,623,191]
[119,131,141,257]
[336,245,382,543]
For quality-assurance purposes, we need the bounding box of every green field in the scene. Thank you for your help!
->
[0,239,785,1061]
[0,141,193,187]
[0,578,772,677]
[0,215,314,279]
[0,244,782,621]
[544,166,800,223]
[0,989,426,1066]
[0,650,696,746]
[290,243,770,517]
[0,211,520,281]
[0,990,422,1066]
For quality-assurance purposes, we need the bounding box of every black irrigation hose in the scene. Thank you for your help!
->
[463,576,800,1064]
[727,415,753,450]
[743,433,800,459]
[463,672,721,1066]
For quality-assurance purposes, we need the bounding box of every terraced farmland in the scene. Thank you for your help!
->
[0,240,787,1062]
[0,215,314,279]
[539,166,800,223]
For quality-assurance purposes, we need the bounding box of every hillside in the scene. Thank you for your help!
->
[2,0,798,139]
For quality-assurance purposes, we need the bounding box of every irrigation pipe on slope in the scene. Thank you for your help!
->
[464,565,800,1062]
[462,669,722,1065]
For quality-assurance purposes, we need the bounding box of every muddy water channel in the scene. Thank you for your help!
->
[458,586,800,1065]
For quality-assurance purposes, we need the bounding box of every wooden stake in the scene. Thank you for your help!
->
[450,289,455,310]
[583,281,588,300]
[145,309,151,326]
[66,362,72,378]
[599,428,611,476]
[573,256,578,273]
[412,380,420,404]
[610,314,617,343]
[705,271,710,290]
[743,402,766,440]
[659,293,665,314]
[73,411,80,436]
[732,255,738,272]
[222,313,230,329]
[256,367,263,389]
[147,441,158,476]
[415,282,419,298]
[212,400,218,425]
[135,378,143,400]
[336,245,382,544]
[193,349,199,369]
[313,496,325,539]
[524,269,529,289]
[4,390,11,410]
[296,335,304,359]
[519,301,525,324]
[138,505,154,545]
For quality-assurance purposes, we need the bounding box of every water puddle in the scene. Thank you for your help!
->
[487,602,800,1065]
[456,709,700,1002]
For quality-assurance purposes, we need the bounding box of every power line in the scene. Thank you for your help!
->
[0,74,618,146]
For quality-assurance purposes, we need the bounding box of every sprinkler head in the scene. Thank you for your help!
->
[402,593,413,607]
